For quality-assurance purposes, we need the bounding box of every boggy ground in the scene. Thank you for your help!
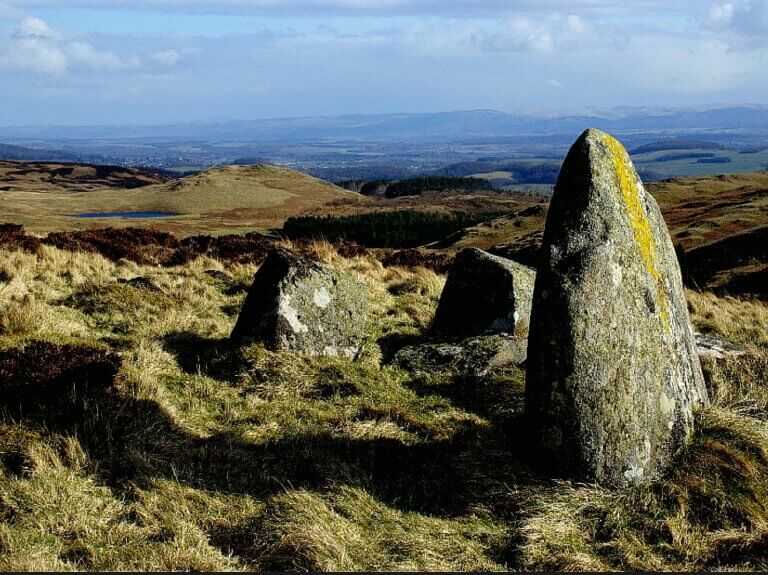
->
[1,241,768,571]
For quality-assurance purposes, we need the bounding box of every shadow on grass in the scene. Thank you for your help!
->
[1,337,543,506]
[376,331,423,363]
[162,331,239,382]
[0,338,544,569]
[5,339,768,571]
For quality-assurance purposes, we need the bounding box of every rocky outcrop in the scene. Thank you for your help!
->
[230,249,368,358]
[394,334,527,378]
[431,248,535,337]
[525,129,708,488]
[695,332,746,359]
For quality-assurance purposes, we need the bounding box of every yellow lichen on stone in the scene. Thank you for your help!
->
[602,133,669,329]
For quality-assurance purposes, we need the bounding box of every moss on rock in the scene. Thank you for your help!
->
[526,129,708,488]
[231,249,368,358]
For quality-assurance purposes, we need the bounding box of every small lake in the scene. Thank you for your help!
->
[71,212,180,219]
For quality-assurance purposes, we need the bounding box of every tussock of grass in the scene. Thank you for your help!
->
[0,294,48,336]
[689,290,768,347]
[1,243,768,571]
[519,408,768,572]
[688,291,768,421]
[256,486,507,571]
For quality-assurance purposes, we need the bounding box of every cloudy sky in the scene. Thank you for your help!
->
[0,0,767,125]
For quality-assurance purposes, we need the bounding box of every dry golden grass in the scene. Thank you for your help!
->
[1,243,767,572]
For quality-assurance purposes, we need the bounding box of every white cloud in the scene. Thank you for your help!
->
[0,35,67,75]
[708,0,768,35]
[12,16,60,39]
[0,16,141,76]
[709,3,735,26]
[548,79,563,88]
[68,41,140,70]
[472,13,593,54]
[152,49,180,66]
[566,14,589,34]
[473,17,555,53]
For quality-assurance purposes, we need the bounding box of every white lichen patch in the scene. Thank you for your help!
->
[278,295,309,334]
[623,464,645,482]
[313,287,332,308]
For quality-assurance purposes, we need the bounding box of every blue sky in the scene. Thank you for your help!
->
[0,0,767,126]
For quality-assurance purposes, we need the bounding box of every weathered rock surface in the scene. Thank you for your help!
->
[525,128,709,488]
[394,334,527,377]
[695,332,746,359]
[230,249,368,358]
[432,248,535,337]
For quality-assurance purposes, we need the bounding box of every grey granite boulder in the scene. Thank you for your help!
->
[432,248,535,337]
[230,249,368,358]
[394,334,527,378]
[525,129,708,488]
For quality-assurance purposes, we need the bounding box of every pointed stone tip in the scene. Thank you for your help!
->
[580,127,609,140]
[562,128,632,173]
[576,128,621,148]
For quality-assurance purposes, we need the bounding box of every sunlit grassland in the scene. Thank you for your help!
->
[1,244,768,571]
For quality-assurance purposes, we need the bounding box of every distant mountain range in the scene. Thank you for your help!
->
[1,105,768,143]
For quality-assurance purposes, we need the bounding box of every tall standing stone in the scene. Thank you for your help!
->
[525,129,708,487]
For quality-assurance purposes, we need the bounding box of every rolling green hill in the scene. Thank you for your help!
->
[0,163,356,236]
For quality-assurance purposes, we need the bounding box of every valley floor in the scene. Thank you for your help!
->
[1,243,768,571]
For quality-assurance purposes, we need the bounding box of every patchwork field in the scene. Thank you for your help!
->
[634,148,768,179]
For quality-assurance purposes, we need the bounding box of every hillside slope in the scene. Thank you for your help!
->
[0,163,356,235]
[0,160,168,193]
[443,172,768,296]
[648,172,768,249]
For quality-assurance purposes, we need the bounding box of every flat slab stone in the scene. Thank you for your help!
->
[695,332,747,359]
[230,249,368,358]
[117,277,163,293]
[394,334,527,377]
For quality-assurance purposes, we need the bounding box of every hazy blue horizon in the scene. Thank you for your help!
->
[1,1,767,126]
[2,103,768,130]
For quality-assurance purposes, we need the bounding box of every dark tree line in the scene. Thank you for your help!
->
[384,176,494,198]
[283,210,507,248]
[653,153,716,163]
[437,161,561,184]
